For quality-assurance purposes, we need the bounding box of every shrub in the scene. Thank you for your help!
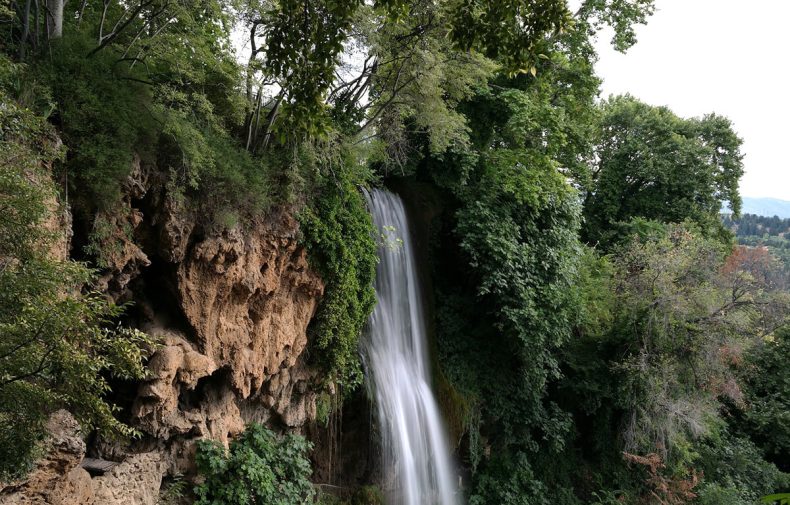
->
[194,423,315,505]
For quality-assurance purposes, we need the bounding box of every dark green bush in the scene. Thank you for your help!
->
[731,328,790,468]
[194,423,315,505]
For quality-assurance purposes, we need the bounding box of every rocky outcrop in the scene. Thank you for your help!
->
[177,212,323,401]
[4,156,328,503]
[154,193,194,264]
[0,411,92,505]
[91,453,167,505]
[92,155,153,300]
[0,411,167,505]
[132,211,324,447]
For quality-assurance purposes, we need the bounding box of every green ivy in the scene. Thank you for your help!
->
[299,178,377,390]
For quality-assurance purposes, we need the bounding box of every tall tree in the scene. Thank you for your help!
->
[583,95,744,248]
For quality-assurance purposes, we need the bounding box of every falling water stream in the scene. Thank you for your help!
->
[362,188,459,505]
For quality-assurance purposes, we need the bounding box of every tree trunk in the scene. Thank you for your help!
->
[19,0,32,59]
[46,0,63,39]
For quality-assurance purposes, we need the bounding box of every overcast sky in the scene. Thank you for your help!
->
[593,0,790,200]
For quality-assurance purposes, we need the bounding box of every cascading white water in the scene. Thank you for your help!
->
[362,188,460,505]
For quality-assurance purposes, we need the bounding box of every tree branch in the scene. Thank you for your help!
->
[90,0,155,57]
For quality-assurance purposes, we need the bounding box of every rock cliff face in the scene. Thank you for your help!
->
[133,208,325,437]
[0,410,171,505]
[1,160,328,505]
[0,411,93,505]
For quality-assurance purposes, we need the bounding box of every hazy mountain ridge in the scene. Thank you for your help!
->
[725,197,790,218]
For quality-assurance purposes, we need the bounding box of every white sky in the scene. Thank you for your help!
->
[593,0,790,200]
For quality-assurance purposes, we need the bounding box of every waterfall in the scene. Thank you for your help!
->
[362,188,460,505]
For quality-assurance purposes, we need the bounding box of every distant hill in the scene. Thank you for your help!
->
[723,197,790,218]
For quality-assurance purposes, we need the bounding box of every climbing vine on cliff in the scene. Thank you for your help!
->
[299,174,377,389]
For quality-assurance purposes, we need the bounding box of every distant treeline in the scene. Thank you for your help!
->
[723,213,790,237]
[723,214,790,270]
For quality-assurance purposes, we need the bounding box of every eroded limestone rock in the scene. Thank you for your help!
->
[93,154,152,300]
[132,211,324,443]
[7,157,328,503]
[177,212,324,398]
[0,412,169,505]
[91,453,166,505]
[0,411,92,505]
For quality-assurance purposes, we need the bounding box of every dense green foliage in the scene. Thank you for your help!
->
[554,228,790,503]
[583,95,744,248]
[2,0,786,502]
[726,328,790,471]
[299,167,377,388]
[194,423,314,505]
[0,66,153,480]
[428,88,584,449]
[696,430,789,505]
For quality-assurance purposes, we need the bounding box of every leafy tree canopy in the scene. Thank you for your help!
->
[583,95,744,248]
[559,224,789,502]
